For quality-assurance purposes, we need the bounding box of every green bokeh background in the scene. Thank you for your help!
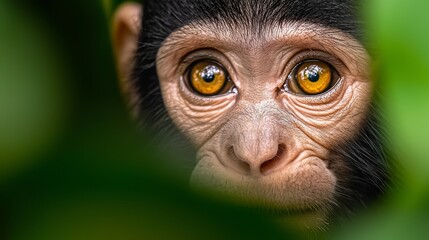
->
[0,0,428,239]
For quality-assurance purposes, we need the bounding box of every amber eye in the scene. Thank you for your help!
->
[287,60,335,95]
[188,61,229,96]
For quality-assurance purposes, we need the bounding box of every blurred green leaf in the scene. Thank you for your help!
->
[334,0,429,239]
[369,0,429,180]
[0,1,68,181]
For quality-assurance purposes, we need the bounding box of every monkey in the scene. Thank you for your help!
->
[112,0,393,231]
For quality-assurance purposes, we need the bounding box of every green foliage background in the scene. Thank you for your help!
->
[0,0,428,239]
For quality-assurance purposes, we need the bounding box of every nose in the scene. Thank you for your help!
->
[222,101,289,176]
[229,143,286,176]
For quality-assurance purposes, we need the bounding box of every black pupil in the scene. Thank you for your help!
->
[200,65,218,83]
[307,71,320,82]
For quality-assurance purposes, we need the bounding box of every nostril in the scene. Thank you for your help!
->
[260,144,286,175]
[228,146,251,175]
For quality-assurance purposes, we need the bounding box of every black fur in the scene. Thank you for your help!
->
[328,101,393,223]
[131,0,392,224]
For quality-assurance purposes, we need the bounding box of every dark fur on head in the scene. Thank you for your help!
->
[131,0,392,224]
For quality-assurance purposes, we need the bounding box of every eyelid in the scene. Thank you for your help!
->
[180,48,226,69]
[179,48,234,78]
[182,53,218,65]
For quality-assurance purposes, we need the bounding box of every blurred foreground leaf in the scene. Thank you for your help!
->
[334,0,429,239]
[0,2,67,182]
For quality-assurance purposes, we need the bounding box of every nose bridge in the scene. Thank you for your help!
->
[235,121,274,157]
[233,104,279,168]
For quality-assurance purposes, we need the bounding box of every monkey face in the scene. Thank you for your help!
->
[155,22,371,227]
[112,1,387,230]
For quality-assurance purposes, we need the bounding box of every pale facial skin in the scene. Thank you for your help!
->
[113,3,371,229]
